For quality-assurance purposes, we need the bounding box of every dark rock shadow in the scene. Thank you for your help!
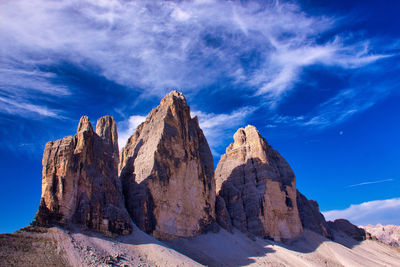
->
[285,228,366,254]
[119,139,158,235]
[217,157,369,255]
[164,228,276,267]
[218,157,295,239]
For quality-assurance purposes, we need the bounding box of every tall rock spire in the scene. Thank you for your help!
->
[34,115,132,236]
[215,125,303,241]
[96,115,119,169]
[119,90,216,240]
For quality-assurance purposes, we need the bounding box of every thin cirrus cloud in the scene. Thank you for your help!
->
[322,198,400,226]
[192,107,255,155]
[0,0,392,124]
[347,179,394,188]
[0,96,59,118]
[267,79,397,129]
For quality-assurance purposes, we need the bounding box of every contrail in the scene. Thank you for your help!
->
[347,178,394,188]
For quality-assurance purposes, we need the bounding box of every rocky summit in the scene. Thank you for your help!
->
[119,90,216,240]
[33,115,132,236]
[215,125,303,241]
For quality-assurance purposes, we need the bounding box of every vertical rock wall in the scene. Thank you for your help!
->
[119,91,216,240]
[215,125,303,241]
[34,116,132,236]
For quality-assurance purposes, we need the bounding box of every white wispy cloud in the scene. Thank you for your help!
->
[252,38,389,99]
[347,179,394,188]
[0,96,59,118]
[0,66,70,96]
[117,115,146,150]
[323,198,400,226]
[192,107,255,156]
[267,78,396,129]
[0,0,390,118]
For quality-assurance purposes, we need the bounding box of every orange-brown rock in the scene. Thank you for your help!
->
[33,116,132,236]
[215,125,303,241]
[119,91,216,240]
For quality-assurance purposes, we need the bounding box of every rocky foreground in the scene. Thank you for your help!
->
[2,225,400,267]
[1,90,398,266]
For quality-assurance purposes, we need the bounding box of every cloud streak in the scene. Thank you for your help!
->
[117,115,146,150]
[192,107,255,155]
[323,198,400,226]
[0,0,390,120]
[347,179,394,188]
[267,75,398,130]
[0,96,59,118]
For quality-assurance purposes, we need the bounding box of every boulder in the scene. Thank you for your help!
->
[119,90,215,240]
[33,116,132,236]
[215,125,303,241]
[327,219,370,241]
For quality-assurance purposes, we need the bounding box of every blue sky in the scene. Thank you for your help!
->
[1,0,399,233]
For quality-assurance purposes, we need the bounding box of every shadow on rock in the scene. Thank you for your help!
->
[165,228,276,267]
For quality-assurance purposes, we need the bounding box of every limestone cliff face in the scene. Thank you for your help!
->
[296,190,332,239]
[360,224,399,247]
[215,125,302,241]
[119,91,215,240]
[34,116,132,236]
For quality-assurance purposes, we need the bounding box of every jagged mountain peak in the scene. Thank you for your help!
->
[34,115,132,236]
[77,115,93,133]
[119,90,216,240]
[216,125,302,241]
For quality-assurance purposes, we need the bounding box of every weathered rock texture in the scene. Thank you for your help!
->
[296,190,332,239]
[215,125,303,241]
[34,116,132,236]
[119,90,215,240]
[215,195,233,233]
[327,219,370,241]
[360,224,400,247]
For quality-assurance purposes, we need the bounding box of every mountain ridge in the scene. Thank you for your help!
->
[0,90,395,266]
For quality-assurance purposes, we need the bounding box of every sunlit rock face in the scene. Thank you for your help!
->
[119,91,216,240]
[296,190,332,239]
[34,116,132,236]
[215,125,303,241]
[360,224,400,247]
